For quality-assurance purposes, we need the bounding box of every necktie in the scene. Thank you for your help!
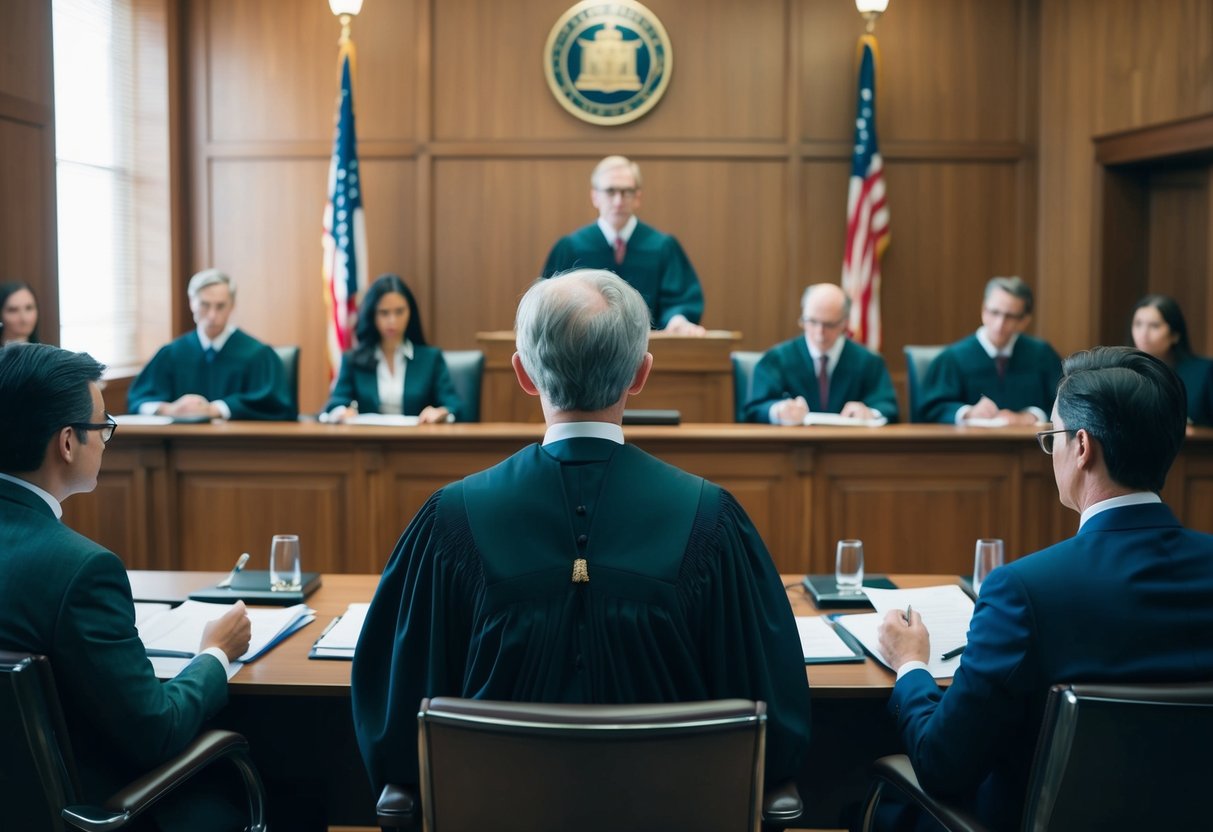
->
[995,355,1008,381]
[204,346,217,364]
[613,236,626,266]
[817,355,830,408]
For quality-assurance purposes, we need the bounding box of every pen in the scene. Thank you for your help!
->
[902,604,913,624]
[145,648,196,659]
[216,552,250,588]
[311,615,342,647]
[941,644,966,661]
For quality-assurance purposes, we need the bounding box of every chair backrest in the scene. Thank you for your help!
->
[0,651,82,832]
[731,350,764,422]
[902,344,945,423]
[273,345,301,415]
[1022,681,1213,830]
[442,349,484,423]
[418,697,767,832]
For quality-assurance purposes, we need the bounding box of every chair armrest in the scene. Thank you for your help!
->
[860,755,988,832]
[377,783,419,830]
[62,730,266,832]
[761,779,804,826]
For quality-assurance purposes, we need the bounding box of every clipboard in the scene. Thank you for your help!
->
[801,574,898,609]
[800,616,866,665]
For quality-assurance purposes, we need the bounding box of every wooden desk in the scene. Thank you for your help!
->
[127,570,949,826]
[70,423,1213,579]
[477,330,741,422]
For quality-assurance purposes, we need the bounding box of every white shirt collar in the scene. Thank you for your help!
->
[543,421,625,446]
[597,215,638,246]
[374,340,415,363]
[1079,491,1162,529]
[0,472,62,519]
[975,327,1018,359]
[197,324,237,352]
[805,335,847,373]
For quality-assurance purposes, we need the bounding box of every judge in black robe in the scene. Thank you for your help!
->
[352,269,810,796]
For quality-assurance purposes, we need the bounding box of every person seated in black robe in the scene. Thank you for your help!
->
[127,269,295,421]
[1129,293,1213,426]
[351,269,811,798]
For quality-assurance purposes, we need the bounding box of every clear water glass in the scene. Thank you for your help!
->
[269,534,302,591]
[836,539,865,595]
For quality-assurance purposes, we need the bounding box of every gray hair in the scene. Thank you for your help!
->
[590,155,643,189]
[188,268,235,301]
[800,283,852,320]
[984,276,1032,315]
[516,270,650,412]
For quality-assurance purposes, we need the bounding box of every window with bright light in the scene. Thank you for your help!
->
[52,0,137,365]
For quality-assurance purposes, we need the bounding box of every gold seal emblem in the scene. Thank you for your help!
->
[544,1,673,126]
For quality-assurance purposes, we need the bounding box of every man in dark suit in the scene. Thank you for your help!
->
[0,343,251,829]
[875,346,1213,830]
[128,268,295,421]
[543,155,706,335]
[745,283,898,423]
[352,269,810,797]
[919,276,1061,425]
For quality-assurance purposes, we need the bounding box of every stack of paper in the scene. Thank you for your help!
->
[803,412,888,428]
[795,616,863,664]
[136,600,314,679]
[309,603,370,660]
[833,585,975,678]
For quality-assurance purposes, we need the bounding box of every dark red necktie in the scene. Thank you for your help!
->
[817,355,830,408]
[614,236,626,266]
[995,355,1009,381]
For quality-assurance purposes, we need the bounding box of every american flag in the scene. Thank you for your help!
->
[841,34,890,351]
[322,48,367,379]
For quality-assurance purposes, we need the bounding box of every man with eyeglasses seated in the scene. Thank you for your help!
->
[743,283,898,424]
[919,275,1061,425]
[0,343,252,831]
[542,155,706,336]
[873,347,1213,830]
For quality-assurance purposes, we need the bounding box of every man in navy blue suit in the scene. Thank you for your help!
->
[875,346,1213,830]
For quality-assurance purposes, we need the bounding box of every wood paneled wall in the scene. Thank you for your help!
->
[1,0,58,341]
[184,0,1039,414]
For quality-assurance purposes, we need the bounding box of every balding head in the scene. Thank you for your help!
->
[800,284,851,353]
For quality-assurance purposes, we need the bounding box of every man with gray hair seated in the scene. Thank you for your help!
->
[919,276,1062,425]
[128,268,295,420]
[352,269,810,800]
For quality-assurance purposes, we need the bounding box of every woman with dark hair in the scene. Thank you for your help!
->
[324,274,462,423]
[0,281,40,345]
[1130,293,1213,425]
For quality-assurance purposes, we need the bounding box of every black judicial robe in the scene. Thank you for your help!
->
[1175,353,1213,426]
[919,333,1062,424]
[744,336,899,423]
[351,438,811,792]
[127,329,295,420]
[542,221,704,328]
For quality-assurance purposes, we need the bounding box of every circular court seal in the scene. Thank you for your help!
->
[544,1,673,126]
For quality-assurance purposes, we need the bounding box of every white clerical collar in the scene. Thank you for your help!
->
[597,215,638,246]
[543,421,625,446]
[197,324,237,352]
[1079,491,1161,529]
[975,327,1018,359]
[0,472,62,519]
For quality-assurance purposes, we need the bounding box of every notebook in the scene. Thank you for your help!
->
[188,570,322,606]
[801,574,898,609]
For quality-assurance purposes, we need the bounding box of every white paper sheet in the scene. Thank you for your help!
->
[803,412,889,428]
[834,585,975,678]
[794,616,860,660]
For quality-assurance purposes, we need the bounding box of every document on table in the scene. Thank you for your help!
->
[794,616,864,664]
[136,600,315,679]
[962,417,1009,428]
[803,412,888,428]
[309,603,370,660]
[349,414,419,427]
[833,585,975,679]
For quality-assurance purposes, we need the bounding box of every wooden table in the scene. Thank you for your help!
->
[71,422,1213,579]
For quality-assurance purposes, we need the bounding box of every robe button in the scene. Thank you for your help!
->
[577,534,588,545]
[576,505,587,515]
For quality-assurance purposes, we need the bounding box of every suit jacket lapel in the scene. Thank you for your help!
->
[789,338,822,410]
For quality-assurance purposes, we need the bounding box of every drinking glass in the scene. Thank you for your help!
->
[973,538,1004,595]
[835,539,865,595]
[269,534,302,591]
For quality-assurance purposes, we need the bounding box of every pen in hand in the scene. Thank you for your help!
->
[941,644,966,661]
[902,604,913,625]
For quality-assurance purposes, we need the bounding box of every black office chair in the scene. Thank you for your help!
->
[859,681,1213,831]
[273,344,301,417]
[441,349,484,422]
[731,350,764,422]
[378,697,803,832]
[1,650,267,832]
[902,344,945,423]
